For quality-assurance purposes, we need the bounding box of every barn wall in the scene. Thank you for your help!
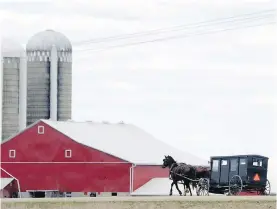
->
[133,165,169,191]
[1,121,132,193]
[0,168,12,178]
[1,121,126,163]
[0,189,10,198]
[1,163,131,192]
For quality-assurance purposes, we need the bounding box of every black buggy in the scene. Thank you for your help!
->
[197,154,271,196]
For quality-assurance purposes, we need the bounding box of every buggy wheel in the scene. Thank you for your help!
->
[257,180,271,196]
[197,178,209,196]
[229,175,242,196]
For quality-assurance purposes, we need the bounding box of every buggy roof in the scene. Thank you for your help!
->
[210,154,268,159]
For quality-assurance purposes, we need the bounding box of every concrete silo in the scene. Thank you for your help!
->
[0,38,27,140]
[26,29,72,125]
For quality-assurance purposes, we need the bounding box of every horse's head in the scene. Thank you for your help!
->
[162,155,176,168]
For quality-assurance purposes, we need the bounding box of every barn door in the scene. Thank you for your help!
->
[219,159,230,186]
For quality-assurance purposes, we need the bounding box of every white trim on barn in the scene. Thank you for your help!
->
[9,149,16,158]
[65,149,72,158]
[37,125,44,134]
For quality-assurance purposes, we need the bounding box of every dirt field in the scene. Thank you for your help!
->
[1,196,276,209]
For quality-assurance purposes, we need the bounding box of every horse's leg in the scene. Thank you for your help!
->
[192,181,198,196]
[191,181,196,190]
[175,182,182,196]
[169,182,174,196]
[187,183,193,196]
[183,181,187,196]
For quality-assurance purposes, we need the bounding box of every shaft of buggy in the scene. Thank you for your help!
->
[170,171,201,182]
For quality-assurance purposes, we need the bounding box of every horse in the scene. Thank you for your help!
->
[168,162,192,194]
[162,155,196,196]
[195,166,210,179]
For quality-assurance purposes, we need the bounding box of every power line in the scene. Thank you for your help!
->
[74,9,275,45]
[4,9,274,55]
[73,9,276,46]
[74,21,275,56]
[74,12,275,51]
[4,10,274,55]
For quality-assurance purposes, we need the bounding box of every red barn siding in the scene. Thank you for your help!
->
[0,121,132,193]
[0,168,12,178]
[133,165,169,190]
[1,163,131,192]
[1,122,126,163]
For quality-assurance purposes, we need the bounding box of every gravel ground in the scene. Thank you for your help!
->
[1,196,276,209]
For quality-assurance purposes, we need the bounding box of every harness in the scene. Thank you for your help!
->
[169,163,199,182]
[168,163,177,180]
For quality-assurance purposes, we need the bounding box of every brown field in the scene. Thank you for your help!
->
[1,196,276,209]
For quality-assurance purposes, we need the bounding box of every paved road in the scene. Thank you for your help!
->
[2,195,276,203]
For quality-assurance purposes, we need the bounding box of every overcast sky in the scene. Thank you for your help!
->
[1,0,276,190]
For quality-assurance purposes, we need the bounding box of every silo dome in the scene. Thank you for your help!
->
[26,29,72,52]
[1,37,25,57]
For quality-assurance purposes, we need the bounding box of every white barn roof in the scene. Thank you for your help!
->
[42,120,207,165]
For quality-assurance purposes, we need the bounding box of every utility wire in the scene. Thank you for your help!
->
[4,10,274,54]
[74,15,276,52]
[4,9,274,54]
[74,21,276,55]
[73,9,276,46]
[73,13,275,51]
[74,9,275,45]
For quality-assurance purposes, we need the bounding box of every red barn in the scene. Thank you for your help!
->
[0,119,206,197]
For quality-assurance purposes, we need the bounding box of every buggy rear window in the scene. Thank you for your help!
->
[253,158,263,167]
[240,158,246,165]
[221,160,228,166]
[230,159,238,171]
